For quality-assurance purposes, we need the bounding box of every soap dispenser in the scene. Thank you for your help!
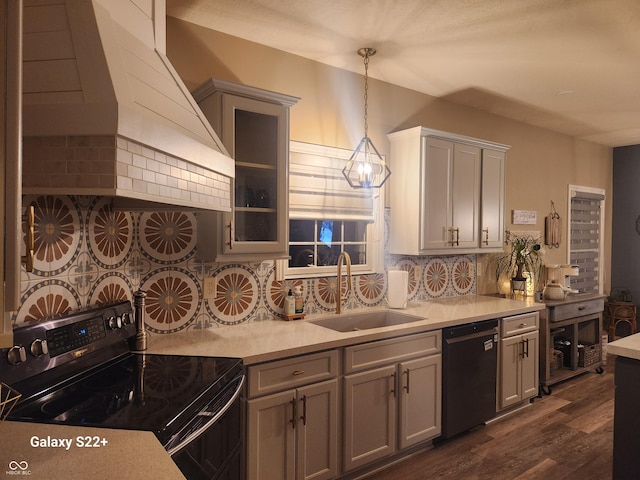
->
[294,286,304,314]
[285,289,295,315]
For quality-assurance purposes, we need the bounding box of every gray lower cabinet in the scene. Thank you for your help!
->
[498,312,540,410]
[246,350,339,480]
[342,332,442,472]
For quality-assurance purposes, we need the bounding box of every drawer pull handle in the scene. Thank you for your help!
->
[290,398,297,429]
[519,323,528,328]
[292,370,305,376]
[390,372,397,398]
[578,306,586,310]
[300,395,307,426]
[403,369,410,394]
[226,221,233,249]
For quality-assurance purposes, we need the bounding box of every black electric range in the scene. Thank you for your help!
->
[1,299,244,479]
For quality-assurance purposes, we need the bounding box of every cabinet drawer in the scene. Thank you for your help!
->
[549,298,604,322]
[501,312,539,337]
[247,350,338,398]
[344,331,441,374]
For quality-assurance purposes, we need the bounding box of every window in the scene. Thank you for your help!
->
[286,142,384,278]
[568,185,605,294]
[289,219,368,267]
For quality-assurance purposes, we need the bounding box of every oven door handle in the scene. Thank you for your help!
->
[166,373,245,456]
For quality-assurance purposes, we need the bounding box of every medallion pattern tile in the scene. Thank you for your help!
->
[206,265,259,325]
[139,211,196,264]
[355,273,385,306]
[29,195,82,276]
[14,195,479,330]
[424,258,448,297]
[87,197,133,268]
[142,268,200,333]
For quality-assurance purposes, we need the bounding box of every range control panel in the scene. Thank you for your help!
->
[1,301,135,386]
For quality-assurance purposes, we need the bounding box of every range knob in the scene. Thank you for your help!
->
[7,345,27,365]
[108,315,122,330]
[30,338,49,357]
[121,312,133,325]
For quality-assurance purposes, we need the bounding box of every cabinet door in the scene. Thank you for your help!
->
[421,138,480,250]
[422,137,453,250]
[398,355,442,449]
[499,335,523,409]
[451,143,481,248]
[521,331,539,401]
[343,365,397,471]
[221,94,288,257]
[247,390,296,480]
[480,149,505,249]
[296,379,338,480]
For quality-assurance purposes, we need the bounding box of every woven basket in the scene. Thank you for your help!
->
[578,342,601,368]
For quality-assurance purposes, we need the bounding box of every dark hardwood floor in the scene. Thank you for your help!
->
[367,358,615,480]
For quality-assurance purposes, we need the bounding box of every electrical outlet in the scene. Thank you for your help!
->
[203,277,217,299]
[477,262,483,277]
[414,266,422,282]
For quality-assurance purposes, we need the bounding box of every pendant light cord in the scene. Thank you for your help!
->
[363,52,369,138]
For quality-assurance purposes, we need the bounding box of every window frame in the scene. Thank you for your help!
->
[285,141,385,279]
[567,184,605,294]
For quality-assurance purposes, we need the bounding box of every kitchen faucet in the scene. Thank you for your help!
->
[336,251,352,314]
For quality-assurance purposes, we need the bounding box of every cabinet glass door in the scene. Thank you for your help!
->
[234,109,278,243]
[221,95,288,257]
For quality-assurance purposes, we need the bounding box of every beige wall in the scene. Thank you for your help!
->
[167,17,613,294]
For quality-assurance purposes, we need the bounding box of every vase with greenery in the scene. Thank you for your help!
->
[494,235,544,296]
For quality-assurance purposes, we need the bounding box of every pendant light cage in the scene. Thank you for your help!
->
[342,47,391,189]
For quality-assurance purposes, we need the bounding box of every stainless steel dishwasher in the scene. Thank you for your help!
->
[441,318,499,439]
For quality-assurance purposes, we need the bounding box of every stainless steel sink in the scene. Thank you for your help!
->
[310,311,425,332]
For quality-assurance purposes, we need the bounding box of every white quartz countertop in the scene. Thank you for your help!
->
[146,295,545,365]
[608,333,640,360]
[0,422,185,480]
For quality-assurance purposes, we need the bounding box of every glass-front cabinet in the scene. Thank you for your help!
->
[194,79,299,261]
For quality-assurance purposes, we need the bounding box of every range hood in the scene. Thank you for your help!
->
[21,0,234,211]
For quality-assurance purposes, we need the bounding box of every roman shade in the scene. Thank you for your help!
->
[289,141,376,221]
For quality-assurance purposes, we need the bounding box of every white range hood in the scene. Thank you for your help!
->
[21,0,234,211]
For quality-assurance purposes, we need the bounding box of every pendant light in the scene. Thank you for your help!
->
[342,47,391,189]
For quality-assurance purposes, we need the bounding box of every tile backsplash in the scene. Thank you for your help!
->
[14,195,476,333]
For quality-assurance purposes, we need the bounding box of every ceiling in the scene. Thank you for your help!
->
[167,0,640,147]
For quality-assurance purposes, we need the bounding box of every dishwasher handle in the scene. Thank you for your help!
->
[444,328,498,345]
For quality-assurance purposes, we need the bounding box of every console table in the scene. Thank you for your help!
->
[539,294,605,394]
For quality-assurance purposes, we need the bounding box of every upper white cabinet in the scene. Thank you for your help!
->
[480,149,506,249]
[388,127,509,255]
[194,79,299,262]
